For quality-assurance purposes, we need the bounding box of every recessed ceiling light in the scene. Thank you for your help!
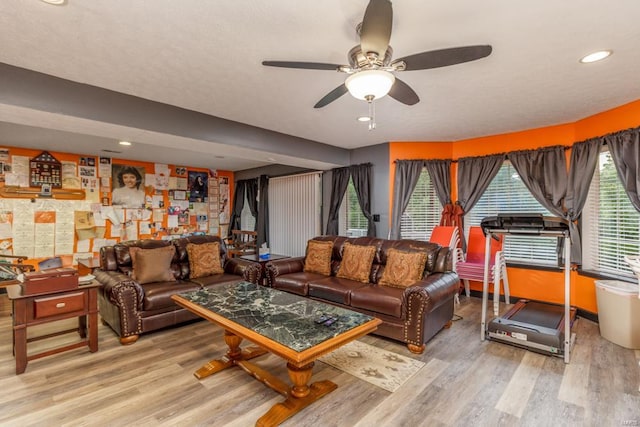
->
[579,50,612,63]
[40,0,66,5]
[357,116,372,122]
[118,141,132,146]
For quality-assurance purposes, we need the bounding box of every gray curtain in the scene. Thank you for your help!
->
[605,127,640,212]
[350,163,376,237]
[325,167,350,235]
[424,159,452,206]
[566,138,601,263]
[228,180,246,234]
[256,175,269,248]
[456,154,504,249]
[389,160,425,239]
[507,146,567,217]
[245,178,259,227]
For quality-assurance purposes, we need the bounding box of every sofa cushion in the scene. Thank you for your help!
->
[379,248,428,288]
[130,246,177,285]
[336,243,376,283]
[304,239,333,275]
[271,271,329,296]
[142,280,201,311]
[307,276,368,305]
[350,285,405,318]
[189,273,246,288]
[186,242,224,278]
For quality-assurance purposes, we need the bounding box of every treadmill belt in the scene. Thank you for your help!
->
[509,302,563,330]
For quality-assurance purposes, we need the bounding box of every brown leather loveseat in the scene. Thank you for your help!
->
[265,236,459,354]
[94,235,260,344]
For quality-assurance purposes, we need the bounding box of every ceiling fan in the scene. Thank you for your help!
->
[262,0,492,113]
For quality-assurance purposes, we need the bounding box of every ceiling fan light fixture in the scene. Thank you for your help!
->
[345,69,395,101]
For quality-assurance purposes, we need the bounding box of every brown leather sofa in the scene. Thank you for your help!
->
[265,236,459,354]
[94,235,261,344]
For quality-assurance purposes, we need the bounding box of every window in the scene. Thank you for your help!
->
[466,161,557,265]
[583,149,640,278]
[240,191,256,231]
[339,178,368,237]
[399,168,441,241]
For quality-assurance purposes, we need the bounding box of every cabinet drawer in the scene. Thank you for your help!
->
[34,292,85,319]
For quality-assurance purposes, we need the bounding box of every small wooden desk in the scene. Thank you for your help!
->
[77,257,101,276]
[7,281,100,374]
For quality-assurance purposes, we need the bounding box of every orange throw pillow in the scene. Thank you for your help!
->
[186,242,224,278]
[304,240,333,276]
[336,243,376,283]
[379,248,427,289]
[130,245,176,284]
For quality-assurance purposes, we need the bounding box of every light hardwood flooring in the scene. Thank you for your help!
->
[0,293,638,426]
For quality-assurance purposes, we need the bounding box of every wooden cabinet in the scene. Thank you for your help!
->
[7,282,100,374]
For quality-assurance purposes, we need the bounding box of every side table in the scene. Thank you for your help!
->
[77,257,101,276]
[7,281,100,374]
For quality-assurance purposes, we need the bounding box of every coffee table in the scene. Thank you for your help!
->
[172,281,381,426]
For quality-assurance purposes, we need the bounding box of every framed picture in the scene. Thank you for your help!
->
[112,164,146,208]
[188,171,208,202]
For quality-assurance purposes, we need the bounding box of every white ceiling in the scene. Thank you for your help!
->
[1,0,639,171]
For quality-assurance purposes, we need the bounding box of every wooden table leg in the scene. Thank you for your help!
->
[88,288,98,352]
[12,299,27,374]
[256,362,337,427]
[194,330,267,380]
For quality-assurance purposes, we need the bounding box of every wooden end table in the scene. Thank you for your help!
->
[7,281,100,374]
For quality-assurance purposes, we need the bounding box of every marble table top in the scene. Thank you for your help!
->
[177,281,376,353]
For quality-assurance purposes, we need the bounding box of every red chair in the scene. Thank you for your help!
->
[429,226,460,270]
[455,226,509,314]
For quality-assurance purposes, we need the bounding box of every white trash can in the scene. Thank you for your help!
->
[595,280,640,349]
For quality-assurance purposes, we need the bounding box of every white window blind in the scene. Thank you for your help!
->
[400,168,441,241]
[466,161,557,265]
[339,178,368,237]
[583,149,640,278]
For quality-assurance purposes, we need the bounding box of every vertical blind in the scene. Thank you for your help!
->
[466,161,557,264]
[583,149,640,277]
[268,172,322,257]
[400,168,442,241]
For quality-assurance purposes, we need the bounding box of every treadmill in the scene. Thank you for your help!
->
[479,214,577,363]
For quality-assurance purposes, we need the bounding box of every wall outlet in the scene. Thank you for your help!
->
[373,214,380,222]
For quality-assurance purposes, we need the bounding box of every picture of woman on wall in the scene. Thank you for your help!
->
[112,165,146,208]
[188,171,208,202]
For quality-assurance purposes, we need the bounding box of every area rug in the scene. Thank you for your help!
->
[318,340,425,392]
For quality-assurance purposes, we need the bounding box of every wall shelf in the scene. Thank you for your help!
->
[0,186,85,200]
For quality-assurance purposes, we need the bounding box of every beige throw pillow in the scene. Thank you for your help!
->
[130,245,176,284]
[379,248,427,289]
[186,242,224,278]
[304,240,333,276]
[336,243,376,283]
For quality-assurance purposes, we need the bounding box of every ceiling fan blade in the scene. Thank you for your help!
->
[262,61,342,71]
[388,78,419,106]
[394,45,492,71]
[314,84,348,108]
[360,0,393,58]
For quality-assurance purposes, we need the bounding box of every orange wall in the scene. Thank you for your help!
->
[1,146,233,268]
[389,99,640,313]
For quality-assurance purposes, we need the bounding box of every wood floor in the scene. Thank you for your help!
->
[0,293,638,427]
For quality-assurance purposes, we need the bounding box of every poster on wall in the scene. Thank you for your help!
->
[112,164,146,208]
[188,171,208,203]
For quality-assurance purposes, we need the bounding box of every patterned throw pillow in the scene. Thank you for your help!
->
[304,240,333,276]
[130,245,176,284]
[336,242,376,283]
[186,242,224,279]
[379,248,428,289]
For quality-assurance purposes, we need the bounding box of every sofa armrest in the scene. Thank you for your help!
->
[432,247,454,273]
[401,272,459,347]
[264,256,305,287]
[94,269,144,309]
[224,257,263,284]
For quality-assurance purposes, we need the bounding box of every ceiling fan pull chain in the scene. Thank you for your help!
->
[368,99,376,131]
